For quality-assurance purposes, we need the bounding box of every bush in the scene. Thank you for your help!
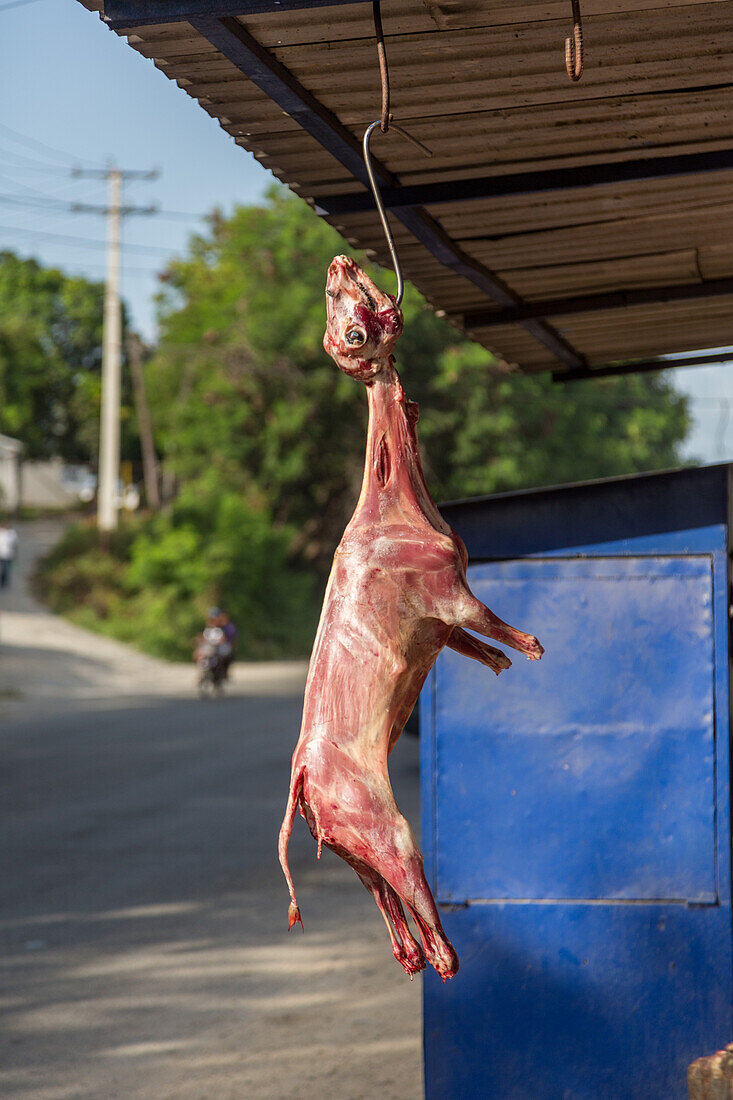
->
[35,482,319,662]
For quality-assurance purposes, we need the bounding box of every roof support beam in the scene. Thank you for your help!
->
[189,15,585,371]
[191,16,396,188]
[553,350,733,383]
[315,148,733,217]
[462,277,733,330]
[104,0,364,28]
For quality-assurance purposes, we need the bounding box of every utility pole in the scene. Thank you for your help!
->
[71,164,158,544]
[99,165,122,540]
[126,332,161,510]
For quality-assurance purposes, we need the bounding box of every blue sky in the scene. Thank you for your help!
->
[3,0,732,463]
[2,0,271,338]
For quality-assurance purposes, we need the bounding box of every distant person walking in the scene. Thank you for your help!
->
[0,522,18,589]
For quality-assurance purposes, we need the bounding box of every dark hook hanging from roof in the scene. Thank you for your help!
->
[363,2,432,306]
[565,0,584,81]
[372,1,391,132]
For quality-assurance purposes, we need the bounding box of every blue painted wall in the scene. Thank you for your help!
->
[421,465,732,1099]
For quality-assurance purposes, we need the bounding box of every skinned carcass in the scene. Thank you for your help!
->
[279,256,544,980]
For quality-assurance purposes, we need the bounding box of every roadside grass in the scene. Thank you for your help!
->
[1,505,85,522]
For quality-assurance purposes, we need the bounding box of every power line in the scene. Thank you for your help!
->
[0,222,177,256]
[0,146,212,220]
[0,162,81,176]
[154,209,208,221]
[0,0,47,11]
[0,191,208,224]
[0,150,77,173]
[0,122,97,167]
[0,165,136,206]
[1,248,165,278]
[0,189,81,211]
[0,161,104,228]
[0,169,77,201]
[0,183,103,231]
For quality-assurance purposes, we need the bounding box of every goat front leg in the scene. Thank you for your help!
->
[455,588,544,661]
[448,626,511,675]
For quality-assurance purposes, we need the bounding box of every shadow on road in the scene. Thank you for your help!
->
[1,693,423,1100]
[0,640,111,703]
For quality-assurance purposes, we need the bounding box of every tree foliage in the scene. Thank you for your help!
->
[0,252,137,462]
[148,192,392,566]
[37,478,316,661]
[421,343,690,501]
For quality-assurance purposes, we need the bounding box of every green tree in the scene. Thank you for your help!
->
[149,192,381,565]
[420,343,690,501]
[0,251,137,462]
[37,477,317,661]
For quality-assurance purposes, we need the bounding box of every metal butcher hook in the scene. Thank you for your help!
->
[363,1,432,307]
[362,121,432,308]
[565,0,584,81]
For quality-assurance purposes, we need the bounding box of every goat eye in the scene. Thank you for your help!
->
[345,328,366,346]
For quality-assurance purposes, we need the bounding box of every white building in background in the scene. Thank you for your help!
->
[0,433,91,512]
[0,434,23,511]
[20,460,85,510]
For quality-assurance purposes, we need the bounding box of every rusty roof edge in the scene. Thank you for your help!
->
[103,0,366,28]
[461,277,733,329]
[552,348,733,383]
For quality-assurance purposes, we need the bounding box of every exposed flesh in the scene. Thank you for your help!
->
[279,256,544,980]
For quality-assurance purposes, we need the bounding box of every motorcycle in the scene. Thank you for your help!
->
[196,626,230,697]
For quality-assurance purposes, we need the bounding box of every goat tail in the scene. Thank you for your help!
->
[278,765,305,931]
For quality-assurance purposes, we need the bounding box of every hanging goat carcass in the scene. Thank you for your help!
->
[279,257,544,980]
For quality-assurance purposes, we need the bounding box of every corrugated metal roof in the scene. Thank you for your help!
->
[80,0,733,376]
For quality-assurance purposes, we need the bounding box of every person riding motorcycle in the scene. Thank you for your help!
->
[194,607,233,690]
[217,608,237,677]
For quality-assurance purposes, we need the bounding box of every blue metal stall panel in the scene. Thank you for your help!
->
[421,466,732,1100]
[423,904,731,1100]
[434,557,716,904]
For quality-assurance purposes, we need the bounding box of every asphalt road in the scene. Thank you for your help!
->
[0,527,423,1100]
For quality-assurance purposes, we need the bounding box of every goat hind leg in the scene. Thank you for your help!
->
[313,764,458,979]
[448,626,511,674]
[359,815,458,980]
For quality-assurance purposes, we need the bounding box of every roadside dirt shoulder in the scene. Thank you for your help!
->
[0,519,307,720]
